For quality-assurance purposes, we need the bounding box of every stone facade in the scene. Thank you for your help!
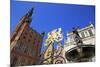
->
[64,23,95,62]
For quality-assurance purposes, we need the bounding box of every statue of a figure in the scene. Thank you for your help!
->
[72,27,83,44]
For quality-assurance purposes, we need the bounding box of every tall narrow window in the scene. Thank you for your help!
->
[69,35,74,42]
[12,57,17,66]
[84,31,89,37]
[32,50,36,56]
[81,32,85,38]
[21,58,25,65]
[24,46,28,53]
[22,44,26,53]
[11,55,14,65]
[28,47,31,55]
[15,42,22,52]
[88,29,93,36]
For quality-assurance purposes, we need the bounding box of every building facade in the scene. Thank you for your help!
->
[64,23,95,62]
[10,8,44,66]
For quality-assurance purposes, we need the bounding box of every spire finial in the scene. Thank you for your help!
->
[24,7,34,24]
[26,7,34,17]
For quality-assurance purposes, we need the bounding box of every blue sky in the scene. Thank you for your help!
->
[10,0,95,50]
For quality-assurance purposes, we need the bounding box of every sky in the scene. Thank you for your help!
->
[10,0,95,50]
